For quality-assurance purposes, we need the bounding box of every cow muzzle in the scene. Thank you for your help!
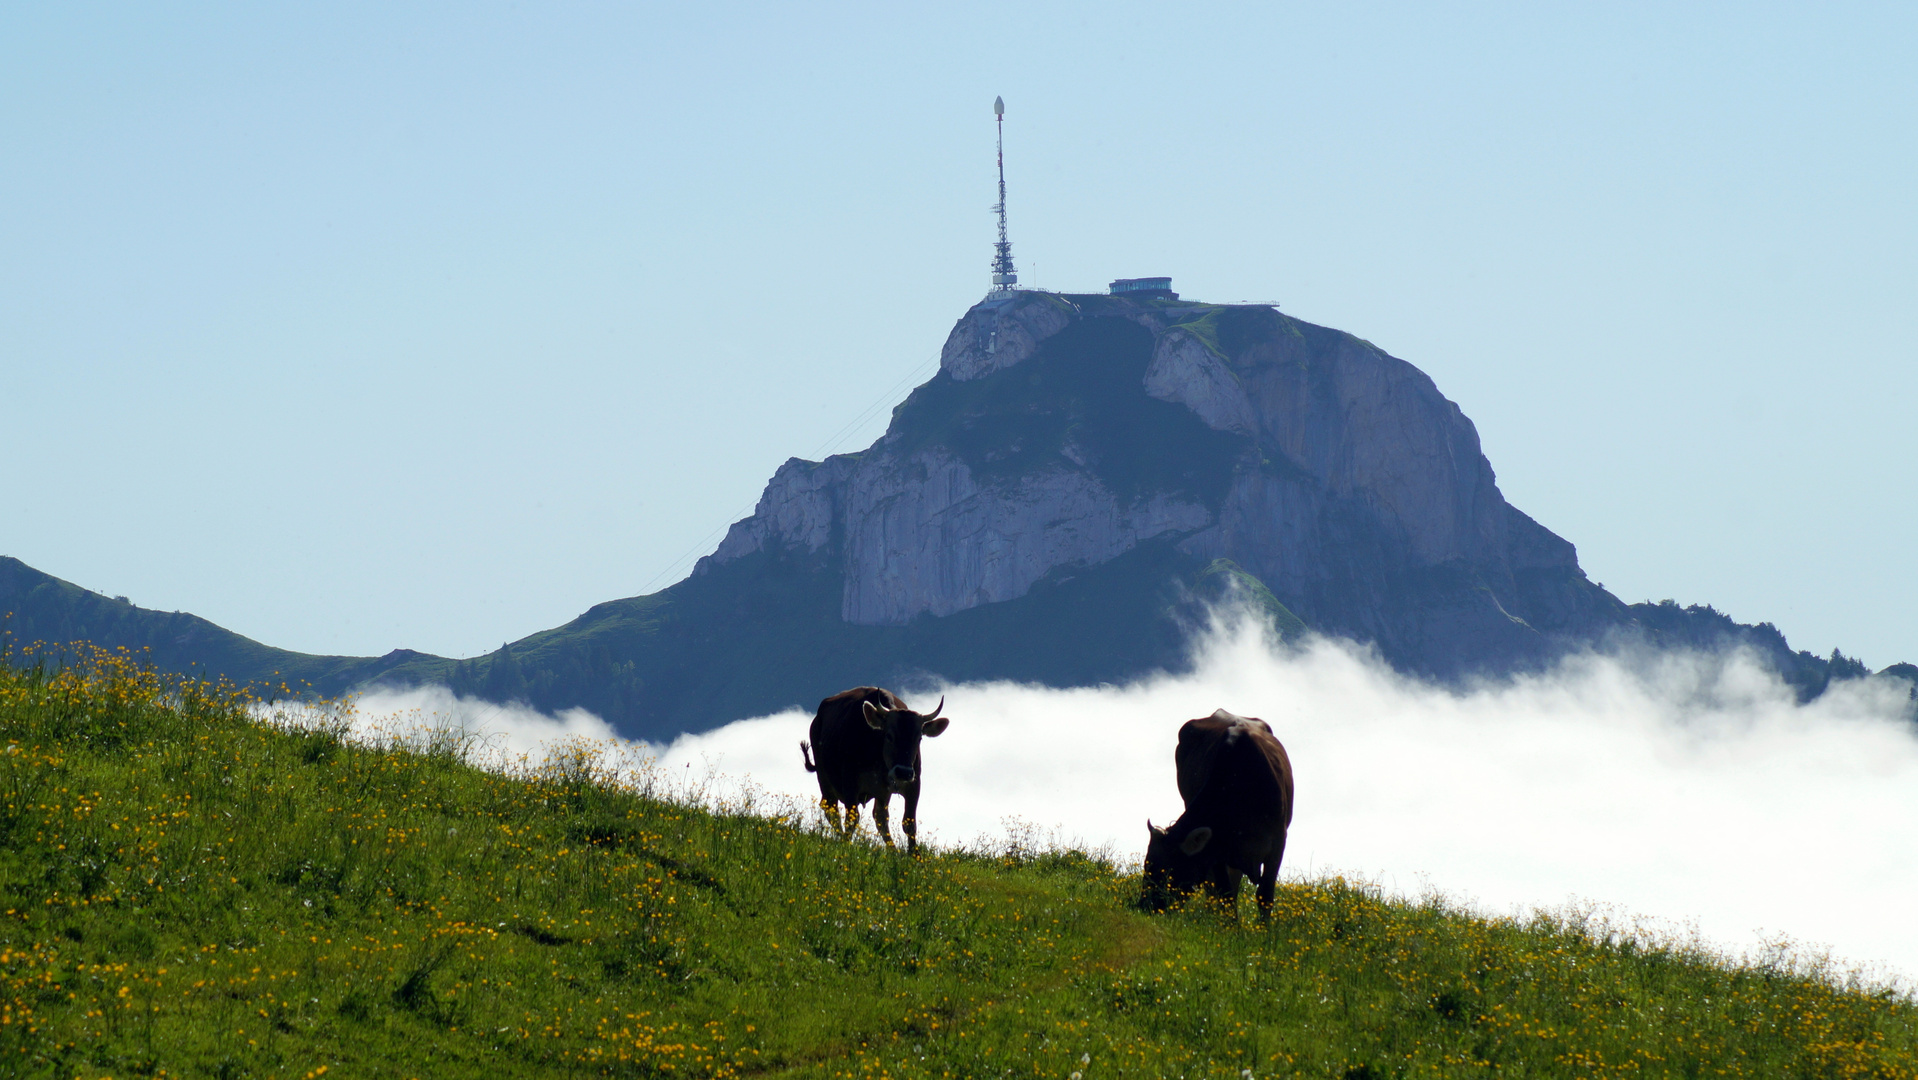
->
[889,764,916,785]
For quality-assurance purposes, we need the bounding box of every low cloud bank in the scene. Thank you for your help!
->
[336,614,1918,981]
[263,685,624,768]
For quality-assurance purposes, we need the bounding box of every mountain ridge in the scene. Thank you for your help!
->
[6,290,1911,737]
[0,555,423,696]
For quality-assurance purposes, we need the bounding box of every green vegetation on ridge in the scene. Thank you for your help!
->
[439,542,1296,741]
[5,646,1916,1078]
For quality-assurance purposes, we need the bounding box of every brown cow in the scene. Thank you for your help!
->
[799,687,950,854]
[1143,708,1294,917]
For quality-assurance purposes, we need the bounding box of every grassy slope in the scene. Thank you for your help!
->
[5,653,1916,1079]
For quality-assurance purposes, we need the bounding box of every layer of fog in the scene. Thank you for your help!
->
[333,614,1918,981]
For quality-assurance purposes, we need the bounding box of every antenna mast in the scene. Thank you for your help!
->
[990,96,1017,292]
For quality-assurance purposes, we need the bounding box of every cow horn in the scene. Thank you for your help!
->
[926,695,944,721]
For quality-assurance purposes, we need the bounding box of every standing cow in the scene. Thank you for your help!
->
[1143,708,1294,917]
[799,687,950,854]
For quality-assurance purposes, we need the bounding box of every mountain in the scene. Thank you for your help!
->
[436,289,1632,737]
[7,289,1911,739]
[705,292,1623,668]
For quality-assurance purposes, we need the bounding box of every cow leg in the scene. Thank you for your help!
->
[819,798,845,837]
[1257,834,1287,920]
[872,793,896,848]
[1256,860,1280,920]
[901,782,921,855]
[1210,866,1243,916]
[844,803,862,839]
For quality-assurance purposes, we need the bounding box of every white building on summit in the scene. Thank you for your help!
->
[1109,277,1178,300]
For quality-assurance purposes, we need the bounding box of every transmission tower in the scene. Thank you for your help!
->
[990,96,1017,292]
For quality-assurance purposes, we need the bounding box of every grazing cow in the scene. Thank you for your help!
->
[1143,708,1294,917]
[799,687,950,854]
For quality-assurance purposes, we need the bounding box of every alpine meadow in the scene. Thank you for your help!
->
[5,645,1917,1079]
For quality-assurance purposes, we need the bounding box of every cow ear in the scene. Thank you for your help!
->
[1147,820,1167,838]
[862,701,885,730]
[920,716,950,738]
[1179,827,1213,856]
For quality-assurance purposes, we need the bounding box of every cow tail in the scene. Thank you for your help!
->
[799,740,818,773]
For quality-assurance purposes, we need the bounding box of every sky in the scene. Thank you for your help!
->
[3,3,1915,666]
[328,615,1918,981]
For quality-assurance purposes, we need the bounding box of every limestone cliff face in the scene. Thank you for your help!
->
[703,448,1210,626]
[698,290,1620,674]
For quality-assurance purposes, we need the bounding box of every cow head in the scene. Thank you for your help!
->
[861,695,949,788]
[1140,819,1216,911]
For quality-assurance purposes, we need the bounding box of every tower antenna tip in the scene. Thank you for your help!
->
[994,96,1005,117]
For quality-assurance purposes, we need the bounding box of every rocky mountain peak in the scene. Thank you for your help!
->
[700,290,1621,674]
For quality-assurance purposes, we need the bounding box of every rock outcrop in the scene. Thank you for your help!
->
[709,452,1210,626]
[698,290,1625,676]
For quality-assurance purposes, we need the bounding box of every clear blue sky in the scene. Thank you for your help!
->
[4,3,1914,667]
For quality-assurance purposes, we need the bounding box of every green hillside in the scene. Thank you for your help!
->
[5,648,1915,1078]
[430,544,1304,743]
[9,552,1912,746]
[4,545,1303,744]
[0,556,433,699]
